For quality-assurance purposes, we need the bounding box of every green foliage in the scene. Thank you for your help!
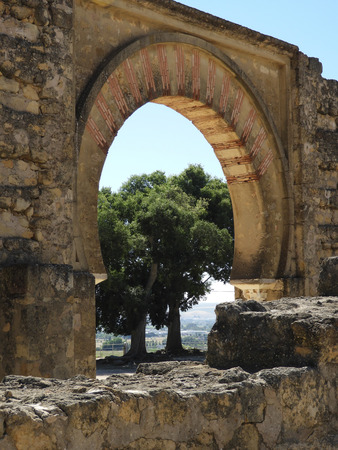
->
[170,165,233,234]
[96,165,233,339]
[119,170,166,196]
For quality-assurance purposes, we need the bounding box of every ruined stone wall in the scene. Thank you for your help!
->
[0,362,337,449]
[0,0,75,265]
[207,297,338,374]
[0,1,96,379]
[0,297,336,448]
[0,5,337,448]
[292,55,338,296]
[0,0,337,379]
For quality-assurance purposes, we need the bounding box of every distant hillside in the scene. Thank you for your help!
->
[181,300,233,322]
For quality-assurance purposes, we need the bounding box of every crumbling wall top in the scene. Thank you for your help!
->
[95,0,299,56]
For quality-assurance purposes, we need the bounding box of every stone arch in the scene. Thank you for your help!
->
[75,33,292,300]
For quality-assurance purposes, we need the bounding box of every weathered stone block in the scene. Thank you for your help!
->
[0,17,39,42]
[207,297,338,372]
[0,76,19,93]
[0,264,96,380]
[11,5,34,21]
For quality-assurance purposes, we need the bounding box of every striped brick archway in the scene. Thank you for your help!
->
[76,33,291,300]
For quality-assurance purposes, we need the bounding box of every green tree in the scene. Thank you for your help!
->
[150,217,232,352]
[170,164,233,235]
[96,166,233,358]
[96,187,155,358]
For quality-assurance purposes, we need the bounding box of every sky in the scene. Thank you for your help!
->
[99,0,337,306]
[176,0,337,81]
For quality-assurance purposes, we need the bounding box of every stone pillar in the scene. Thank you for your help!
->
[73,271,96,377]
[0,265,95,380]
[0,1,97,379]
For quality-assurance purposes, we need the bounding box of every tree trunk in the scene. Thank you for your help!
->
[125,313,147,359]
[124,261,158,360]
[166,302,183,353]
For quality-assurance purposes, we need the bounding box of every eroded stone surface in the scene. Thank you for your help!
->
[0,363,337,449]
[0,265,95,380]
[207,297,338,371]
[318,257,338,296]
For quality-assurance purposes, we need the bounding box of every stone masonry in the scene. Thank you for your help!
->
[0,297,337,448]
[0,360,337,449]
[0,2,337,447]
[0,0,337,380]
[207,296,337,372]
[0,0,95,379]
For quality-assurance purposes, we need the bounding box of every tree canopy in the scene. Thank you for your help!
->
[96,165,233,357]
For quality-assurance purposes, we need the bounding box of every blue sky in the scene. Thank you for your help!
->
[99,1,337,304]
[177,1,337,81]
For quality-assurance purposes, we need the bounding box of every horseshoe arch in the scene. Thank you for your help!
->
[75,33,292,301]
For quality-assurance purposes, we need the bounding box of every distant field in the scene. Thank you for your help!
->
[96,350,124,359]
[96,319,216,359]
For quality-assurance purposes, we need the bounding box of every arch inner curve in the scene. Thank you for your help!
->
[75,33,292,300]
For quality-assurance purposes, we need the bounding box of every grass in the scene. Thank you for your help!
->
[96,350,124,359]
